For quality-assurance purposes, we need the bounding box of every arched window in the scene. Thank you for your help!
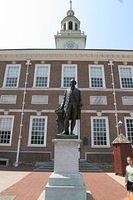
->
[69,21,73,30]
[75,23,78,30]
[63,23,66,31]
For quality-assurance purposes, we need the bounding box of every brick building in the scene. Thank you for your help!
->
[0,1,133,166]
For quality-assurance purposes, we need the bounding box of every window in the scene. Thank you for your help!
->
[122,96,133,105]
[119,66,133,88]
[125,118,133,144]
[0,116,14,146]
[91,117,110,147]
[75,23,78,30]
[31,95,48,104]
[33,64,50,88]
[3,64,21,88]
[89,65,105,88]
[69,21,73,30]
[0,95,17,104]
[62,64,77,87]
[90,96,107,105]
[63,23,66,30]
[28,116,47,147]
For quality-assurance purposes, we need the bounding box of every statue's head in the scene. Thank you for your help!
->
[70,79,76,87]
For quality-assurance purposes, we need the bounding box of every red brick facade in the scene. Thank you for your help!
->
[0,49,132,165]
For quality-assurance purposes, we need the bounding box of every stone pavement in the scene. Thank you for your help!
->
[0,170,129,200]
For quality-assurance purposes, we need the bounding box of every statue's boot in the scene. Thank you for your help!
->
[62,130,69,135]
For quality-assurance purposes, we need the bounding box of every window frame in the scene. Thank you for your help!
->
[91,116,110,148]
[3,64,21,88]
[28,116,48,147]
[0,115,14,146]
[89,64,106,88]
[61,64,78,88]
[118,65,133,89]
[124,117,133,144]
[33,64,51,88]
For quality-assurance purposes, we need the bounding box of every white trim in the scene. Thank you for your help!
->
[61,64,78,88]
[33,64,51,88]
[0,109,132,114]
[0,115,14,146]
[0,87,133,92]
[3,64,21,88]
[28,116,48,147]
[0,49,133,62]
[0,95,17,104]
[118,65,133,89]
[124,116,133,142]
[31,95,49,104]
[89,64,106,88]
[91,116,110,148]
[122,96,133,105]
[90,96,107,105]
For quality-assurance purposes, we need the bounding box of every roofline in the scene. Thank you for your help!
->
[0,48,133,52]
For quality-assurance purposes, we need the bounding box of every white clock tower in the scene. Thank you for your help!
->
[55,1,87,49]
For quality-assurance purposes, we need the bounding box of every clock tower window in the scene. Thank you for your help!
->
[69,21,73,30]
[75,23,78,30]
[63,23,66,31]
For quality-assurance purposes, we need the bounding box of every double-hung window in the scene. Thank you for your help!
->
[62,64,77,87]
[89,65,105,88]
[3,64,21,88]
[91,117,110,147]
[28,116,47,147]
[33,64,50,88]
[0,116,14,146]
[119,66,133,88]
[125,117,133,144]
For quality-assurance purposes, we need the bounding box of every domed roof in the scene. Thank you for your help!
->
[67,9,75,16]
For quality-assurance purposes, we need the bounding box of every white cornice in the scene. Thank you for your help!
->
[0,49,133,61]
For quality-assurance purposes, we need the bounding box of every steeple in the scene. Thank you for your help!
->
[54,1,87,49]
[67,0,75,16]
[70,0,72,10]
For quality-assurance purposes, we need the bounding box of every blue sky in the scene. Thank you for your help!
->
[0,0,132,49]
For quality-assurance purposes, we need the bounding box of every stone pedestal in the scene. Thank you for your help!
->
[44,138,87,200]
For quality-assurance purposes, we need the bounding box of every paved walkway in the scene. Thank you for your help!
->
[0,171,129,200]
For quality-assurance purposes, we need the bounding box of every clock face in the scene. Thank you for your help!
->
[64,41,78,49]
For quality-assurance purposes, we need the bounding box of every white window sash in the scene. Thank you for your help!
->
[119,65,133,88]
[61,64,77,88]
[89,65,106,88]
[33,64,50,88]
[91,116,110,148]
[3,64,21,88]
[124,117,133,144]
[28,116,48,147]
[0,115,14,146]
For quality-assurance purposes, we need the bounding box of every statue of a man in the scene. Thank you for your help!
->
[60,79,82,135]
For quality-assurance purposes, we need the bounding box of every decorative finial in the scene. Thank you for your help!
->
[70,0,72,10]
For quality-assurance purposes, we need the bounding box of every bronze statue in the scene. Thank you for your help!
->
[55,107,65,134]
[55,79,82,135]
